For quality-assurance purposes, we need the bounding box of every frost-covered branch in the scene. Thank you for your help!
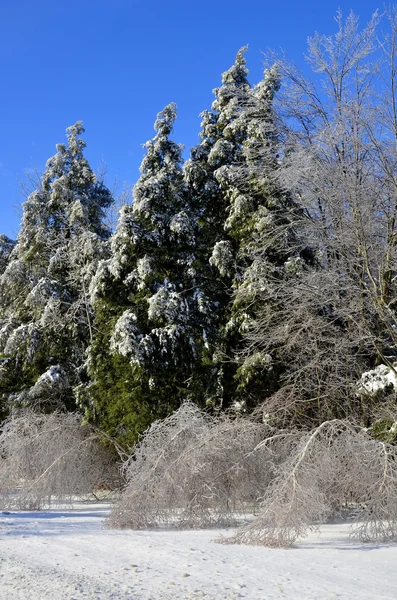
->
[0,411,118,510]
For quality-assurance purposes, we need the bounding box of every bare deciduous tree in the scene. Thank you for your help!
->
[237,10,397,425]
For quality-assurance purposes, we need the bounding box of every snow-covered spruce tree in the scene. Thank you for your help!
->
[185,48,309,411]
[183,48,250,408]
[216,63,313,408]
[0,122,113,416]
[89,104,214,446]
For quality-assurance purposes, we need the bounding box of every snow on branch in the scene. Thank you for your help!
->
[357,364,397,397]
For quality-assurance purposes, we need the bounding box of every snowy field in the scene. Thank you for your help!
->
[1,503,397,600]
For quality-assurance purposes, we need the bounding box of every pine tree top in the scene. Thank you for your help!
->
[221,46,249,88]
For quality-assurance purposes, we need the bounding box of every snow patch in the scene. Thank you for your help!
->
[357,363,397,396]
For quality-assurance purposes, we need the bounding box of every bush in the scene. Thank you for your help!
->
[109,404,397,546]
[0,410,118,510]
[221,420,397,546]
[108,401,286,529]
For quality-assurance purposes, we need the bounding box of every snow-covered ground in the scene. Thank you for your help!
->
[0,503,396,599]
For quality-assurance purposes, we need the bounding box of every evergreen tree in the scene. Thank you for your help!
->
[215,63,309,408]
[183,47,252,407]
[0,122,113,416]
[185,49,308,411]
[89,104,214,446]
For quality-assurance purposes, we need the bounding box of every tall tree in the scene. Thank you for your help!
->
[184,47,252,408]
[216,63,311,409]
[0,122,113,415]
[240,11,397,427]
[185,48,305,411]
[89,104,213,446]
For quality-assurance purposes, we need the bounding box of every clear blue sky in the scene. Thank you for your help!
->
[0,0,379,239]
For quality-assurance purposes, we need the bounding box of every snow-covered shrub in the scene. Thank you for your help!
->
[0,411,118,510]
[221,420,397,547]
[108,401,281,530]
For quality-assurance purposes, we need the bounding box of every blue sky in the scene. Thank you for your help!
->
[0,0,379,238]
